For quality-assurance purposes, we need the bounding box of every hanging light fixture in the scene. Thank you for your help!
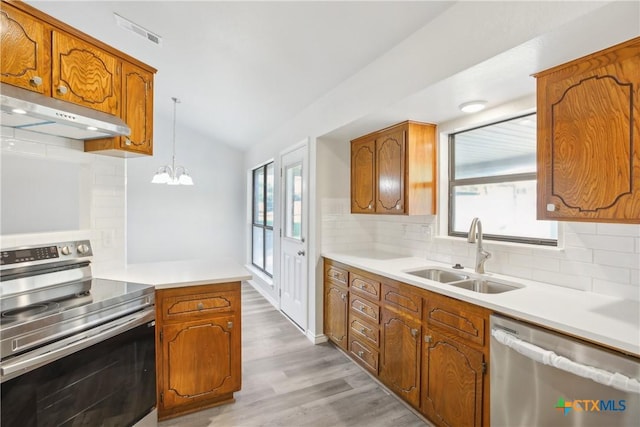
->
[151,97,194,186]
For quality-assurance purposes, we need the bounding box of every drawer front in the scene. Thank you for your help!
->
[382,284,422,319]
[325,264,349,287]
[160,289,239,322]
[350,273,381,301]
[350,294,380,324]
[349,314,380,348]
[425,296,486,347]
[349,338,379,374]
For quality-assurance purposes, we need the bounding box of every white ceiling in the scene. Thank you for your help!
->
[26,1,640,151]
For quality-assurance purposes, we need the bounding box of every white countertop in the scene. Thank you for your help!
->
[97,259,252,289]
[324,250,640,357]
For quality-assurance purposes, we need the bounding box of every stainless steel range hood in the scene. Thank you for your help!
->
[0,83,130,140]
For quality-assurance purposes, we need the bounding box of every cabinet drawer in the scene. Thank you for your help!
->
[349,314,380,348]
[350,294,380,324]
[325,264,349,287]
[382,284,422,319]
[425,293,486,347]
[350,273,381,301]
[158,286,239,322]
[349,338,379,374]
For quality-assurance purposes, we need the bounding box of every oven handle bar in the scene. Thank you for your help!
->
[491,328,640,394]
[1,308,155,382]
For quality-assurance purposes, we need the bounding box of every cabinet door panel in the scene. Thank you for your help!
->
[52,30,119,115]
[160,316,240,410]
[536,37,640,222]
[376,130,405,214]
[351,139,375,213]
[120,61,153,154]
[0,4,50,94]
[380,309,421,407]
[422,329,483,427]
[324,283,348,350]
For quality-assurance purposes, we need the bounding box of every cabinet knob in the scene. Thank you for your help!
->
[227,321,233,329]
[368,204,372,210]
[57,85,68,95]
[357,350,364,358]
[410,328,419,338]
[359,306,365,312]
[30,76,43,86]
[360,327,366,334]
[124,137,132,146]
[197,302,204,311]
[341,293,346,301]
[546,203,557,212]
[424,335,432,343]
[395,203,402,210]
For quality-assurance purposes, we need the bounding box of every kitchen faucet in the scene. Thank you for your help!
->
[467,217,491,274]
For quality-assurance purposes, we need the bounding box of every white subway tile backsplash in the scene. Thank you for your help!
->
[321,212,640,300]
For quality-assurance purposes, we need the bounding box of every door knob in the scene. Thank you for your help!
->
[297,250,305,256]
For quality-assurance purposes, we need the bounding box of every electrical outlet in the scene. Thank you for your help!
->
[421,224,433,242]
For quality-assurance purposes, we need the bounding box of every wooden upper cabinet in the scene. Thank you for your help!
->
[86,61,154,156]
[52,30,120,115]
[0,2,50,94]
[351,121,437,215]
[535,36,640,223]
[351,139,376,213]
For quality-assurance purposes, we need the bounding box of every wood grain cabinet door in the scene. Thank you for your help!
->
[379,309,421,407]
[159,316,240,412]
[0,3,50,94]
[119,61,153,154]
[421,329,484,427]
[52,30,120,115]
[324,283,348,350]
[376,129,406,214]
[351,138,376,213]
[536,37,640,223]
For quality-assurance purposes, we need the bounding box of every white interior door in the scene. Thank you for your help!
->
[279,143,308,330]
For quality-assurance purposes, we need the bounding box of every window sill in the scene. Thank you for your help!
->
[434,235,564,252]
[245,264,274,287]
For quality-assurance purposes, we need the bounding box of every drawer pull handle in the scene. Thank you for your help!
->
[357,350,364,358]
[360,327,366,334]
[197,302,204,311]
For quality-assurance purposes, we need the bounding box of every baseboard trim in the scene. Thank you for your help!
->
[306,330,329,345]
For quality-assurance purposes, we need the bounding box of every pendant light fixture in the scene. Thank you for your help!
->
[151,97,194,186]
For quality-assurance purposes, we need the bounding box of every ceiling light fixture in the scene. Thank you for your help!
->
[459,100,487,113]
[151,97,194,186]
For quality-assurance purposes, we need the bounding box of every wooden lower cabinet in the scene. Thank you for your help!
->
[323,257,490,427]
[379,308,421,408]
[421,329,484,427]
[324,282,349,350]
[156,283,241,420]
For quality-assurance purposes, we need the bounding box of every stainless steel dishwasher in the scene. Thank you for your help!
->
[490,314,640,426]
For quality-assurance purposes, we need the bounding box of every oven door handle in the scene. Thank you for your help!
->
[491,328,640,394]
[1,308,155,381]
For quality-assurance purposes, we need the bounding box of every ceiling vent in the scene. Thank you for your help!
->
[114,13,162,46]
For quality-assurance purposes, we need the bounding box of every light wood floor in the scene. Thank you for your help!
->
[159,283,431,427]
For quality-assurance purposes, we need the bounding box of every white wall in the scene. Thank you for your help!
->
[126,112,245,264]
[0,127,126,274]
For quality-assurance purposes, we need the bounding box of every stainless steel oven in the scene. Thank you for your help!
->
[1,240,156,426]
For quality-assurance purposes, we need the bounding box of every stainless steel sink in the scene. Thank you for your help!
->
[405,267,523,294]
[406,268,469,283]
[447,279,522,294]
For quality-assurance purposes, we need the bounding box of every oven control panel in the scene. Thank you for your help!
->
[1,240,92,266]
